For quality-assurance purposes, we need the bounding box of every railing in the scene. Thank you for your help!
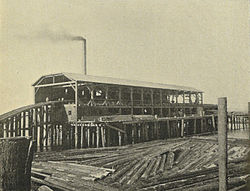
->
[0,101,67,151]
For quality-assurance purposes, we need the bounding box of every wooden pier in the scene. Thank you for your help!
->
[0,101,248,152]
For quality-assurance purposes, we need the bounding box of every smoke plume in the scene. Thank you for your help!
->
[17,28,85,42]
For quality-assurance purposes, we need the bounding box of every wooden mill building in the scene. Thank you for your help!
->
[33,72,206,122]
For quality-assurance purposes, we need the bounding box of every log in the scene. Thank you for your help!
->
[151,156,161,176]
[165,151,175,170]
[141,157,157,179]
[127,159,151,184]
[0,137,34,191]
[159,154,167,173]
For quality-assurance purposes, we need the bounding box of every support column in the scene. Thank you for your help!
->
[151,89,154,115]
[218,97,228,191]
[181,119,184,137]
[141,88,144,114]
[105,86,109,106]
[130,87,134,115]
[118,87,122,114]
[160,90,163,117]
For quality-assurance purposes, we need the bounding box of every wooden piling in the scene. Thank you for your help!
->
[181,119,184,137]
[101,126,105,147]
[212,115,215,132]
[249,102,250,140]
[167,120,170,138]
[96,126,100,148]
[218,97,228,191]
[118,131,122,146]
[0,137,34,191]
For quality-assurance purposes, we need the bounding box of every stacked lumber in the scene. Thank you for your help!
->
[33,137,250,190]
[31,161,116,191]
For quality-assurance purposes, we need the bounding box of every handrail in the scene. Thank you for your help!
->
[0,101,62,122]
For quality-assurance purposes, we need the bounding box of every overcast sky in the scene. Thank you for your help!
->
[0,0,249,114]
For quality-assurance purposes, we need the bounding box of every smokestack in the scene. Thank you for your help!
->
[72,36,87,75]
[83,39,87,75]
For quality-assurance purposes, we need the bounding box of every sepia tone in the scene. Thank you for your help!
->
[0,0,249,190]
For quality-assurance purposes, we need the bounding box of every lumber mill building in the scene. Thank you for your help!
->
[33,72,210,121]
[0,72,218,150]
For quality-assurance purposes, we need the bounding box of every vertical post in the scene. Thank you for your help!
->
[118,131,122,146]
[160,90,163,117]
[118,87,122,114]
[167,120,170,138]
[212,115,216,132]
[248,103,250,139]
[96,126,100,148]
[75,123,78,148]
[151,89,154,115]
[87,128,90,148]
[80,125,84,148]
[83,39,87,75]
[101,126,105,147]
[181,119,184,137]
[218,97,228,191]
[130,87,134,115]
[141,88,144,114]
[194,118,197,134]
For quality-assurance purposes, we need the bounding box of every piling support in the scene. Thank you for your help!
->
[218,97,228,191]
[96,126,100,148]
[0,137,34,191]
[248,102,250,140]
[181,119,184,137]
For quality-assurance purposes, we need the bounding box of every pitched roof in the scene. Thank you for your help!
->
[33,72,202,93]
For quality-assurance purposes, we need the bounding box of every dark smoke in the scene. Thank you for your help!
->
[17,28,85,42]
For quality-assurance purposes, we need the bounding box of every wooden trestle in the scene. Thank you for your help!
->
[0,102,248,152]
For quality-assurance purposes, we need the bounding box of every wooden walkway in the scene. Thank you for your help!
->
[0,102,248,151]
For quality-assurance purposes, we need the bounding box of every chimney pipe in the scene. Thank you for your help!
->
[83,39,87,75]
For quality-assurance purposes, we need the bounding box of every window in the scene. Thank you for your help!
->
[96,90,102,96]
[68,111,72,115]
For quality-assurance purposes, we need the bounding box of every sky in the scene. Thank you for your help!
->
[0,0,249,114]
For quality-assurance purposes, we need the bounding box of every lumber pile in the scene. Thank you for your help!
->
[32,137,250,190]
[31,161,116,191]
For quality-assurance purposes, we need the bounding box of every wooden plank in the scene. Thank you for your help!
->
[105,123,126,134]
